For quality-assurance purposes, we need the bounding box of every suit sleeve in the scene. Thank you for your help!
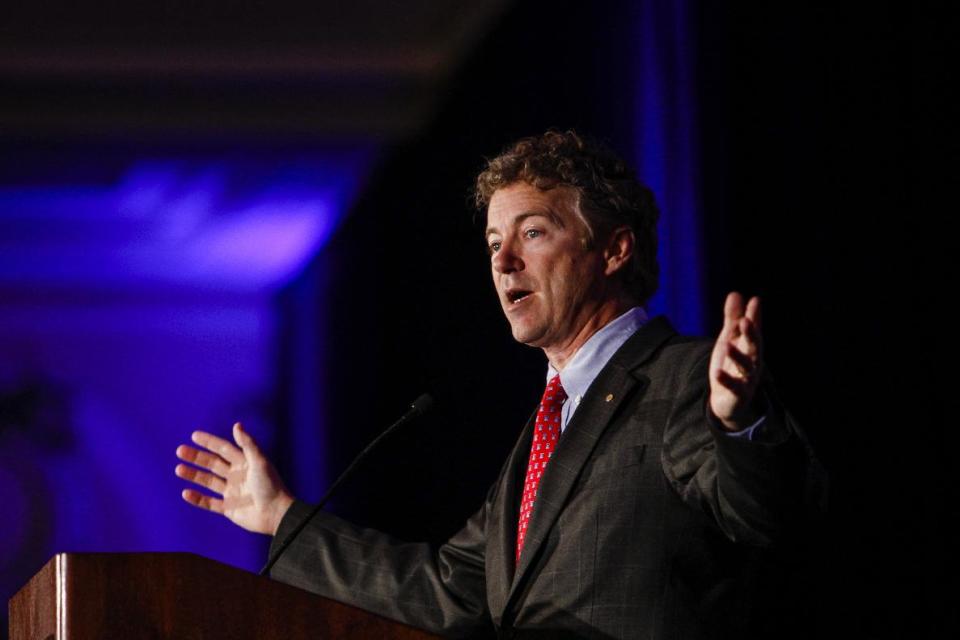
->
[661,347,828,548]
[267,489,492,638]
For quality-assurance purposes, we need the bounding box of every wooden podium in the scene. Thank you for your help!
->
[9,552,443,639]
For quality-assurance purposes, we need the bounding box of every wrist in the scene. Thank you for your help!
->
[270,493,295,535]
[717,414,756,432]
[714,398,765,433]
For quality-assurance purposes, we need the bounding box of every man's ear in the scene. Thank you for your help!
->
[604,226,635,276]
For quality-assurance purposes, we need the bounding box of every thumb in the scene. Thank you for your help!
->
[233,422,262,457]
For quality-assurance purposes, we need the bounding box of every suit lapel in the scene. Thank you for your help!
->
[487,408,536,620]
[503,316,677,611]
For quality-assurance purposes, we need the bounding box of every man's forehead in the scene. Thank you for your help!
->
[485,183,576,234]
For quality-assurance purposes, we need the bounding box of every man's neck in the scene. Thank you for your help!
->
[543,297,635,371]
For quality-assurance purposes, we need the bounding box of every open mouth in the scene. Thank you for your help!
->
[507,289,533,304]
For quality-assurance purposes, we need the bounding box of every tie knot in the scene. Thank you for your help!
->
[541,375,567,412]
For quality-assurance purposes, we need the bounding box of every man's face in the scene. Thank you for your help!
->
[486,182,610,351]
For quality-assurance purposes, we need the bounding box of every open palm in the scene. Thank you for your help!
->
[175,422,294,535]
[709,292,763,431]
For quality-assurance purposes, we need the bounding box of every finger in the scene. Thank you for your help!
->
[745,295,762,332]
[724,342,757,377]
[735,317,762,359]
[191,430,243,465]
[715,369,756,397]
[175,463,227,494]
[181,488,225,515]
[233,422,263,458]
[175,444,231,476]
[738,315,762,344]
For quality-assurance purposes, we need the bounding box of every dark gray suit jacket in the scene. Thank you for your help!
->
[269,317,825,639]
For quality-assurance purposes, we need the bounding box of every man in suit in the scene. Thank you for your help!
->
[175,130,823,638]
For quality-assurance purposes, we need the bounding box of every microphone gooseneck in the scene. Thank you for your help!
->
[259,393,434,576]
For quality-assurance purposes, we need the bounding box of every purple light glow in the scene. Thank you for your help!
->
[631,0,705,336]
[180,200,334,289]
[0,156,366,292]
[0,146,374,611]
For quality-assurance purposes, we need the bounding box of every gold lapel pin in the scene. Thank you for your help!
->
[605,393,614,402]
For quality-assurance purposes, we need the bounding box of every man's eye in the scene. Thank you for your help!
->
[524,229,542,239]
[489,241,501,253]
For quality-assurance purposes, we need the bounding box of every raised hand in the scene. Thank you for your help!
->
[709,292,764,432]
[175,422,294,535]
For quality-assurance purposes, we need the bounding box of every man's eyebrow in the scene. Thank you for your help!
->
[485,211,562,238]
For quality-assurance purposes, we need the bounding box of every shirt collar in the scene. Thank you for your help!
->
[546,306,648,406]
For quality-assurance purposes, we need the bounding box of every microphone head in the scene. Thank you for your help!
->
[410,393,435,416]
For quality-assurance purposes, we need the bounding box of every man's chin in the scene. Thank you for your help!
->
[509,323,547,348]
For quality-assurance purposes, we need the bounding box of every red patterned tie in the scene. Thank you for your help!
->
[516,374,567,563]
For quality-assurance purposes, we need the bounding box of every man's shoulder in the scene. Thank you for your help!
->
[645,337,712,388]
[612,316,712,372]
[661,333,712,360]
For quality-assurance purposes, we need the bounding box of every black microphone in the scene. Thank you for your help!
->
[259,393,434,576]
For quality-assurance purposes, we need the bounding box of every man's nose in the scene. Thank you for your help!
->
[492,240,524,274]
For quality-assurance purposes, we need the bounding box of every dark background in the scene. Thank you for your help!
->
[296,3,955,638]
[2,1,955,638]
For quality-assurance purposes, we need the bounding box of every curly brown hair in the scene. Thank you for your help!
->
[474,130,660,305]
